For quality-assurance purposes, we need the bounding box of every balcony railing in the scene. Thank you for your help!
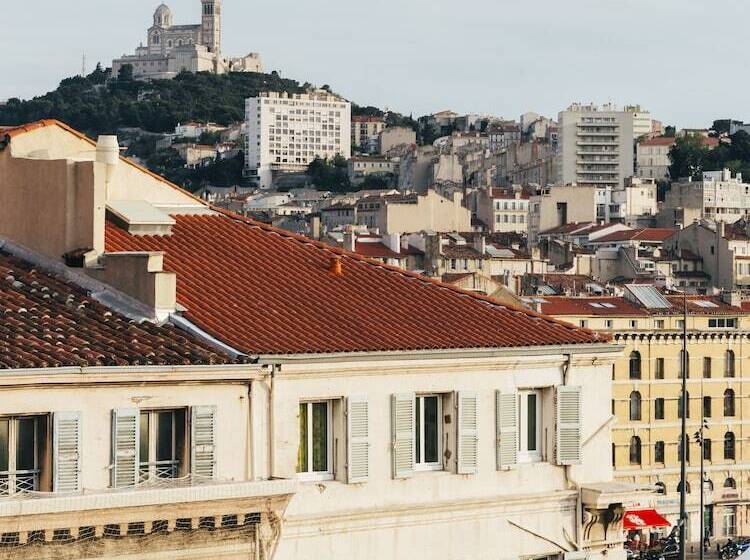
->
[0,471,39,496]
[139,461,178,483]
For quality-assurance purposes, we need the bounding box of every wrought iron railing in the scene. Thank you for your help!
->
[0,471,40,496]
[139,461,178,483]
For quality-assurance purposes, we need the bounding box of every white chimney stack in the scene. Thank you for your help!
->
[343,227,356,252]
[385,233,401,254]
[96,135,120,167]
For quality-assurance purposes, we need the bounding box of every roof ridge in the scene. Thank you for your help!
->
[208,205,607,341]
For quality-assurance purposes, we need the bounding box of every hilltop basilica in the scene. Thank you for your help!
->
[112,1,262,80]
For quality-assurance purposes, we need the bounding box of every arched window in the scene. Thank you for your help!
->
[177,39,182,46]
[629,391,642,421]
[167,39,172,47]
[629,436,642,465]
[704,479,714,493]
[629,351,642,379]
[725,477,737,489]
[655,481,666,494]
[724,389,736,417]
[726,350,736,378]
[725,432,736,460]
[680,349,690,378]
[678,391,690,419]
[153,34,160,45]
[677,480,691,494]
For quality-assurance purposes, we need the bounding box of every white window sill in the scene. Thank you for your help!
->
[296,473,334,483]
[414,463,443,472]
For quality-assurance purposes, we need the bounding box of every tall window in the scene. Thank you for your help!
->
[629,351,642,379]
[679,434,690,462]
[678,480,691,494]
[678,392,690,419]
[704,438,712,461]
[298,401,332,479]
[629,436,642,465]
[139,409,185,481]
[655,358,665,379]
[518,390,542,463]
[724,431,736,460]
[724,389,736,417]
[704,396,712,418]
[629,391,642,421]
[726,350,736,378]
[723,506,737,538]
[654,441,665,463]
[655,398,665,420]
[704,357,712,379]
[679,350,690,378]
[415,395,442,470]
[0,416,45,495]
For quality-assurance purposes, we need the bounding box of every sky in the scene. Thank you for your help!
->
[1,0,749,128]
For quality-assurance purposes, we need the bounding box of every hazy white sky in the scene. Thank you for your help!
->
[1,0,749,127]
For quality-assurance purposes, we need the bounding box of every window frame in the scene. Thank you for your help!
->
[0,415,44,495]
[414,394,443,472]
[297,400,334,481]
[518,389,543,464]
[138,408,185,482]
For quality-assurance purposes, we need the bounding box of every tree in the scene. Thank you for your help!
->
[306,155,352,192]
[118,64,134,82]
[663,125,676,138]
[668,135,710,180]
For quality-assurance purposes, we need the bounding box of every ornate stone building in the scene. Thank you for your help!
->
[112,1,262,80]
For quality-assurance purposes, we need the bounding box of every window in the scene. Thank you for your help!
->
[724,389,736,417]
[680,350,690,378]
[704,438,712,461]
[298,401,332,479]
[629,391,642,421]
[0,416,46,495]
[629,351,642,379]
[656,319,665,329]
[724,431,736,460]
[704,396,712,418]
[629,435,642,465]
[655,441,665,463]
[415,395,442,470]
[723,506,737,538]
[678,480,691,494]
[704,357,712,378]
[579,320,588,328]
[655,480,666,493]
[605,319,613,329]
[630,320,638,329]
[678,392,690,419]
[724,477,736,489]
[518,390,542,463]
[678,434,690,462]
[655,398,665,420]
[655,358,665,380]
[725,350,735,378]
[139,409,186,481]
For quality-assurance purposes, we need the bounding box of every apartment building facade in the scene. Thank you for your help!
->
[558,103,635,190]
[245,91,352,188]
[476,187,531,234]
[540,288,750,541]
[0,119,646,560]
[351,115,386,153]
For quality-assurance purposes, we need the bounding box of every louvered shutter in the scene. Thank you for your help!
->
[191,406,217,479]
[391,393,415,479]
[496,391,518,468]
[111,409,139,488]
[556,385,582,465]
[347,396,370,483]
[53,411,81,492]
[457,392,479,474]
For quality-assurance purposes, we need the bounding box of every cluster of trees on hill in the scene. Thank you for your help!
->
[668,130,750,181]
[0,65,306,137]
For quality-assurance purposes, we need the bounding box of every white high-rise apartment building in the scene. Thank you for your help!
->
[558,103,635,190]
[245,91,351,188]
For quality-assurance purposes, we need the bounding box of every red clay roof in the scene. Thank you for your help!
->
[640,137,676,147]
[538,297,649,317]
[0,251,234,369]
[354,242,402,259]
[105,212,606,355]
[593,228,676,243]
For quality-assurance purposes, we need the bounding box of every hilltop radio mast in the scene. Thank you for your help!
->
[81,53,87,77]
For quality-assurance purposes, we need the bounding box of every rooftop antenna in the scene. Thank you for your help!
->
[81,53,87,76]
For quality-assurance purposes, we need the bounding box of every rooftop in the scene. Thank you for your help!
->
[0,251,233,369]
[105,211,607,355]
[592,228,676,244]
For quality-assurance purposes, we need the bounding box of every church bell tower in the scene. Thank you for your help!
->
[201,0,221,53]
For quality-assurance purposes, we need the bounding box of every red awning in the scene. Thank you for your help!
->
[624,509,671,530]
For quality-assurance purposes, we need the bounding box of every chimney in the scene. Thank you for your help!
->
[329,256,343,276]
[473,235,486,255]
[310,213,321,240]
[385,233,401,254]
[343,227,356,252]
[721,290,741,308]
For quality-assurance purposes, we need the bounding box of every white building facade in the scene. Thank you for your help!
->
[245,91,352,189]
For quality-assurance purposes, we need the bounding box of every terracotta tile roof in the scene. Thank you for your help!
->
[354,242,402,259]
[539,222,596,236]
[640,136,676,147]
[538,297,649,317]
[105,212,606,355]
[441,244,485,259]
[441,273,474,284]
[0,251,234,369]
[592,228,676,243]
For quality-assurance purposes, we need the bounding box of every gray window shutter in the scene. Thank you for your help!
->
[496,391,518,468]
[53,411,81,493]
[347,396,370,483]
[111,408,139,488]
[191,405,217,479]
[556,385,582,465]
[457,392,479,474]
[391,393,415,479]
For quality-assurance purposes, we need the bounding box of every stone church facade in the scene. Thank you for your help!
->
[112,1,262,80]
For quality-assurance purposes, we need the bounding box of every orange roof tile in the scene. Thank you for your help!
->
[105,212,607,355]
[592,228,676,243]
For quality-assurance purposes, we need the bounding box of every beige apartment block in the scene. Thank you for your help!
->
[356,190,472,234]
[540,288,750,541]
